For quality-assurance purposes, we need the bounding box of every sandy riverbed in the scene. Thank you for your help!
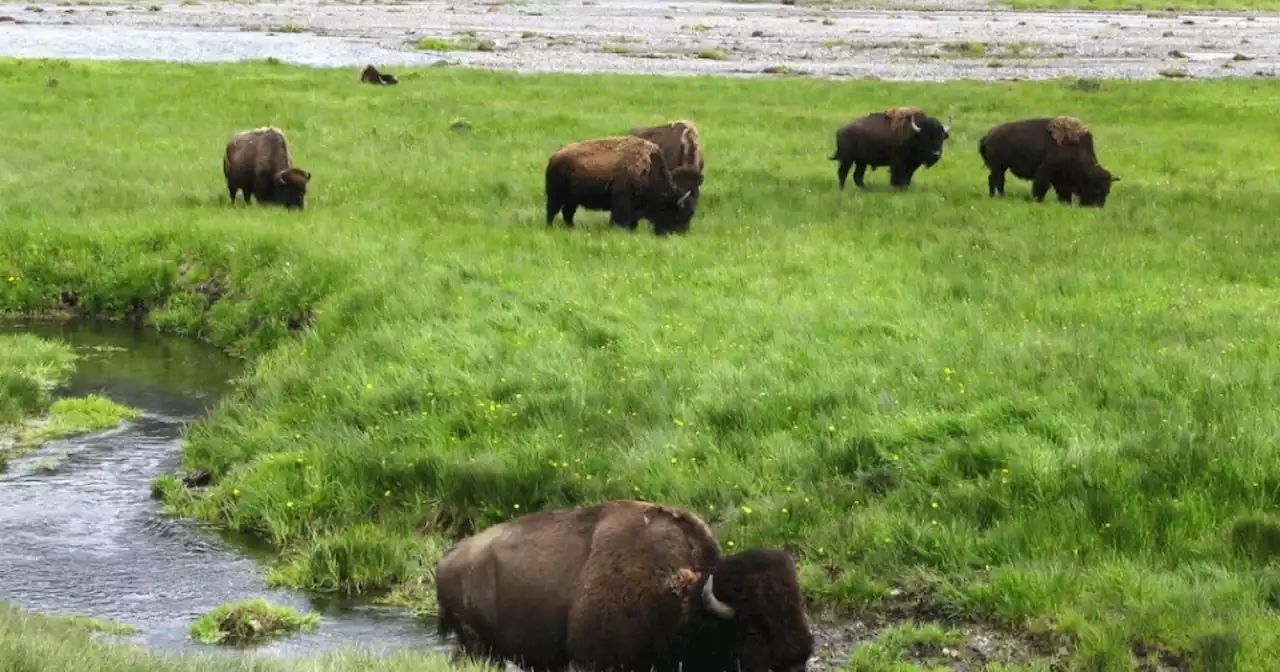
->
[1,0,1278,80]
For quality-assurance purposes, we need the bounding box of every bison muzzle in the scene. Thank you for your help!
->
[829,106,952,191]
[435,499,815,672]
[978,115,1120,207]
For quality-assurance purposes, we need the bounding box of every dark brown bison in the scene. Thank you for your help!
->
[627,119,706,175]
[978,115,1119,207]
[544,136,703,236]
[435,499,814,672]
[360,64,398,85]
[829,106,952,190]
[222,126,311,210]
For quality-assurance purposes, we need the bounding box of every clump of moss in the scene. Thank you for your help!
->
[189,599,319,645]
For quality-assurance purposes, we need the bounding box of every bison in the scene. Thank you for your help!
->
[627,119,706,175]
[978,115,1119,207]
[360,64,399,85]
[829,106,952,191]
[545,135,703,236]
[435,499,814,672]
[222,126,311,210]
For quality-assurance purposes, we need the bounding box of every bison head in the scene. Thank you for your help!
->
[274,167,311,210]
[1078,164,1119,207]
[651,166,703,236]
[692,549,814,672]
[905,113,951,168]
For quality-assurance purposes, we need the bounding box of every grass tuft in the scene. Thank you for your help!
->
[188,599,319,645]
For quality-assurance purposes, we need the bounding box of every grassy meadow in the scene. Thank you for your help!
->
[4,58,1280,669]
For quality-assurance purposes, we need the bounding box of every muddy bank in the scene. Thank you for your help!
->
[0,0,1277,80]
[0,319,445,659]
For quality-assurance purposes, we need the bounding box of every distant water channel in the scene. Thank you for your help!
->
[0,318,446,659]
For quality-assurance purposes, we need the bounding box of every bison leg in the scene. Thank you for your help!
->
[888,163,915,189]
[1031,165,1054,203]
[836,159,854,190]
[609,193,635,230]
[561,201,579,228]
[851,162,868,188]
[227,185,238,204]
[1051,181,1074,204]
[987,169,1006,197]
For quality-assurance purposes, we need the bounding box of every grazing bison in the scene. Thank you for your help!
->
[222,126,311,210]
[544,135,703,235]
[829,106,952,191]
[360,64,399,85]
[627,119,706,175]
[978,116,1119,207]
[435,499,814,672]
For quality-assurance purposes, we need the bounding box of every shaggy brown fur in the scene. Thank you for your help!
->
[881,107,924,136]
[545,136,703,235]
[435,500,814,672]
[627,120,706,174]
[1047,115,1089,146]
[222,126,311,209]
[360,64,398,85]
[979,116,1118,207]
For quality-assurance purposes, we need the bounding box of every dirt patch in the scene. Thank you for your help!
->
[807,585,1077,670]
[0,0,1277,80]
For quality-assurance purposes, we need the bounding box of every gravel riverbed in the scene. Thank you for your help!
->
[1,0,1278,80]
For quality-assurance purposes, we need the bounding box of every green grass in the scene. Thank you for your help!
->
[188,599,319,645]
[0,333,76,427]
[0,332,141,466]
[0,602,486,671]
[14,394,141,447]
[4,58,1280,668]
[50,613,141,636]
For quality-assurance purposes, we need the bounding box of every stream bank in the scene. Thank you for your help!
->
[0,318,448,659]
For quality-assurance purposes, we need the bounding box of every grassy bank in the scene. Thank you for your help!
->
[0,332,139,467]
[0,602,484,671]
[4,58,1280,668]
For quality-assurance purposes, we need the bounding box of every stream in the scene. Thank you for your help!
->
[0,318,447,659]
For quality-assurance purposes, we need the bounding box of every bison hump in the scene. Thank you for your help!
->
[1047,116,1090,146]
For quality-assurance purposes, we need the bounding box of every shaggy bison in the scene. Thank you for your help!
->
[360,64,398,85]
[627,119,706,175]
[978,116,1119,207]
[435,499,814,672]
[222,126,311,210]
[829,106,952,191]
[544,135,702,235]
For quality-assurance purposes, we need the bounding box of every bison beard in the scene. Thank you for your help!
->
[434,500,814,672]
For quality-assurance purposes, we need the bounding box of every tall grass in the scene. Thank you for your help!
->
[3,59,1280,667]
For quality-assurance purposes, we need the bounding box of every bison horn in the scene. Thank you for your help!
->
[910,117,922,133]
[702,574,735,619]
[944,115,953,134]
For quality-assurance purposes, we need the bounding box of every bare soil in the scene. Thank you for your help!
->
[1,0,1278,80]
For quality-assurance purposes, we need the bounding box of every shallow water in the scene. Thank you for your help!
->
[0,318,447,659]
